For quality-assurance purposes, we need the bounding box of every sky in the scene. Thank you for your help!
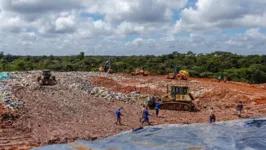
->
[0,0,266,56]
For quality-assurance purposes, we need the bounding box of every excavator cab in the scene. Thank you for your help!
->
[168,86,193,101]
[37,70,57,86]
[43,70,51,79]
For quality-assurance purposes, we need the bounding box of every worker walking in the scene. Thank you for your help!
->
[236,102,244,117]
[115,107,123,125]
[209,107,216,123]
[142,106,151,125]
[155,101,160,117]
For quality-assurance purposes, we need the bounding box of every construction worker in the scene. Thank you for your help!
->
[155,100,160,117]
[142,106,151,125]
[139,105,146,122]
[218,76,221,82]
[224,76,227,83]
[115,107,123,125]
[147,96,151,107]
[209,107,216,123]
[236,102,243,117]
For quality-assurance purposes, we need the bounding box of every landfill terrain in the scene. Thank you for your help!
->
[1,71,266,150]
[33,117,266,150]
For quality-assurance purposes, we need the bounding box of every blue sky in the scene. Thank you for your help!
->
[0,0,266,55]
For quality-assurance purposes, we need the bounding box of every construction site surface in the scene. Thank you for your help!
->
[1,71,266,150]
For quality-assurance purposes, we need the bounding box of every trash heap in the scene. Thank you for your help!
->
[1,71,143,107]
[0,73,24,111]
[90,87,141,103]
[0,72,10,81]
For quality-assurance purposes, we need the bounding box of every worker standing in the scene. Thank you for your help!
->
[218,76,221,82]
[155,100,160,117]
[147,96,151,107]
[115,108,123,125]
[236,102,243,117]
[209,107,216,123]
[142,106,151,125]
[224,76,227,83]
[139,105,146,122]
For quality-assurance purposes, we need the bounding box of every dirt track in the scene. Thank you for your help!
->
[1,72,266,150]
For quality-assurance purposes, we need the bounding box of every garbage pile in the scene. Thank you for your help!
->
[0,72,10,81]
[0,73,24,111]
[90,87,141,102]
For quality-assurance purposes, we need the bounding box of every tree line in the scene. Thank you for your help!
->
[1,51,266,84]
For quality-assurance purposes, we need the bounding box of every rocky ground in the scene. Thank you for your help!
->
[1,71,266,150]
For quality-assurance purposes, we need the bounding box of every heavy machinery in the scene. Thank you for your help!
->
[148,85,195,111]
[37,70,57,85]
[166,66,189,80]
[131,66,149,76]
[99,59,113,74]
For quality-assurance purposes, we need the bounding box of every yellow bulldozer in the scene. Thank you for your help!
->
[37,70,57,86]
[99,59,113,74]
[131,66,149,76]
[148,85,195,111]
[167,66,189,80]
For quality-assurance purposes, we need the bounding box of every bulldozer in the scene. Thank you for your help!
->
[148,85,195,111]
[37,70,57,86]
[166,66,189,80]
[131,66,149,76]
[99,59,113,74]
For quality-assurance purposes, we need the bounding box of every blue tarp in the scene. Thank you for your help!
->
[32,117,266,150]
[0,72,10,80]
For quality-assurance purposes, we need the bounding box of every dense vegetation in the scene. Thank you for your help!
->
[1,51,266,84]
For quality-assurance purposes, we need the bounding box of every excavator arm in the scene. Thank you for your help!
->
[103,60,110,72]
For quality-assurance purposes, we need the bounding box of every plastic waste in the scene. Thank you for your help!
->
[32,117,266,150]
[0,72,10,80]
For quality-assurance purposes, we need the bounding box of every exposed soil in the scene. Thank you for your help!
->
[1,72,266,150]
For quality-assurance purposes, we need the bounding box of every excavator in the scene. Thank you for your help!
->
[148,85,196,111]
[131,66,149,76]
[166,66,189,80]
[99,59,113,74]
[37,70,57,86]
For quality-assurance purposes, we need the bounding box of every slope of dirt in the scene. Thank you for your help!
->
[1,72,266,150]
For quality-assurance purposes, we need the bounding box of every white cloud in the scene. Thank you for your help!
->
[0,0,266,55]
[174,0,266,33]
[86,0,187,23]
[55,15,76,33]
[225,28,266,51]
[116,22,144,36]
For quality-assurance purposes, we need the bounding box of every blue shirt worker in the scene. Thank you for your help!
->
[155,102,160,117]
[209,107,216,123]
[142,107,151,125]
[237,102,244,117]
[115,108,123,125]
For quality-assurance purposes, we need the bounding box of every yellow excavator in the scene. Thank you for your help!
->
[166,66,189,80]
[148,85,195,111]
[99,59,113,74]
[131,66,149,76]
[37,70,57,86]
